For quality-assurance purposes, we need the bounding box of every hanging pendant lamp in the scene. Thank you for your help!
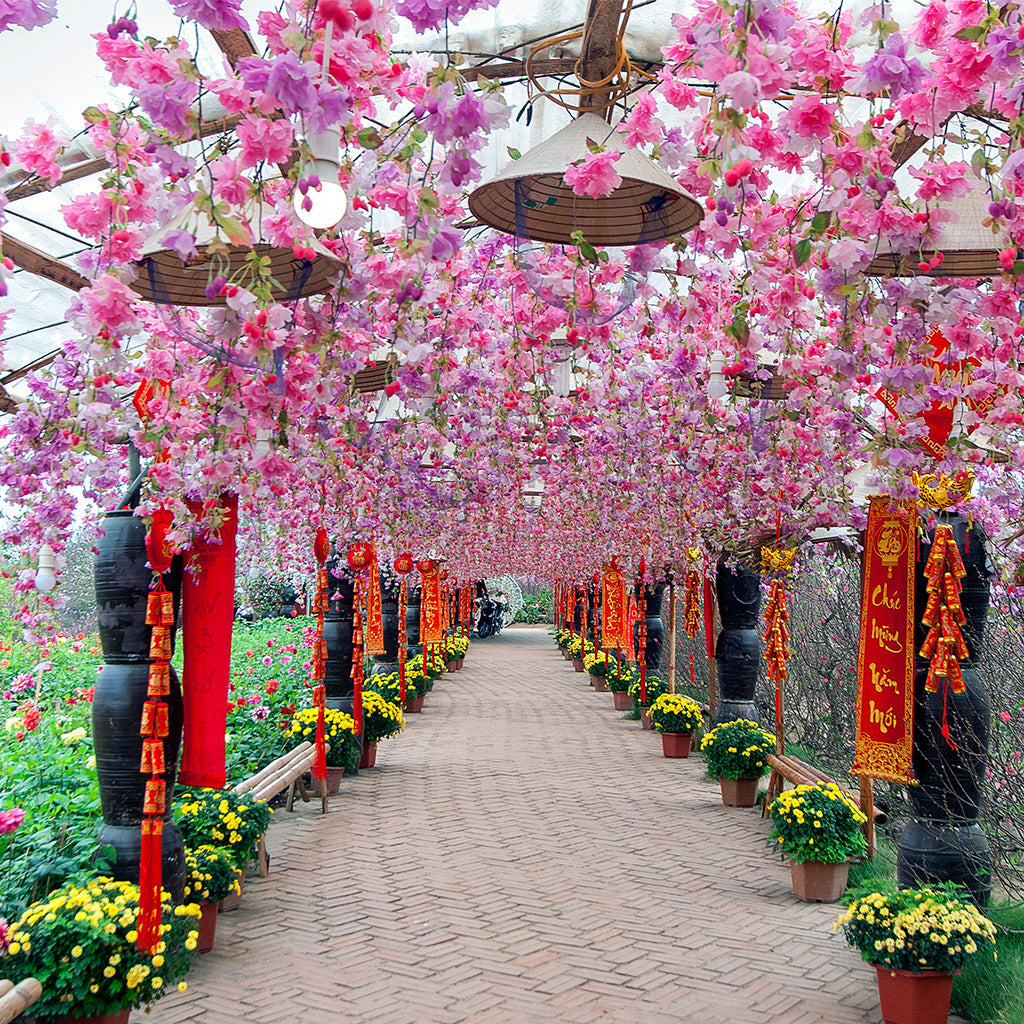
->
[468,112,702,247]
[133,202,341,307]
[863,188,1001,278]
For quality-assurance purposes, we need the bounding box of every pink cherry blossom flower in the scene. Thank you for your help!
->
[563,149,623,199]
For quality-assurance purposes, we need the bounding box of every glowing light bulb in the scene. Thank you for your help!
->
[35,543,56,592]
[293,127,347,230]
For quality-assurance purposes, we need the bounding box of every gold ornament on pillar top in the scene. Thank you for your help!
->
[913,470,974,510]
[760,546,797,575]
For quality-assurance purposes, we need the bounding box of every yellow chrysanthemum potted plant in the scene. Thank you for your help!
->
[0,876,201,1023]
[358,690,405,768]
[648,693,704,758]
[286,706,359,793]
[699,718,775,807]
[183,845,242,953]
[583,649,610,689]
[174,788,272,910]
[837,881,997,1024]
[766,782,867,902]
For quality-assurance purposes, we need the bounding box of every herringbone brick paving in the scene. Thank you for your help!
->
[145,626,959,1024]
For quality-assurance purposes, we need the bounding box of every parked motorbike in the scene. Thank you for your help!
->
[475,598,504,638]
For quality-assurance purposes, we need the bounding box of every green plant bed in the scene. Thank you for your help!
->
[952,901,1024,1024]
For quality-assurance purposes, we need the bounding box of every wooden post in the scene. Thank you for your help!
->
[859,776,876,859]
[666,580,676,694]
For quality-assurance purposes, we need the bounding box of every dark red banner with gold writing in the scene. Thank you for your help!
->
[365,542,385,656]
[419,560,443,644]
[852,496,916,783]
[602,565,628,650]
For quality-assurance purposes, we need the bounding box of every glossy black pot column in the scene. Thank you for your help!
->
[323,563,361,770]
[711,562,761,727]
[897,514,993,905]
[634,584,665,671]
[406,585,422,657]
[92,510,185,900]
[370,579,400,676]
[324,563,355,711]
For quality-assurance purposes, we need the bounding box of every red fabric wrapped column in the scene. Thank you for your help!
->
[179,494,238,789]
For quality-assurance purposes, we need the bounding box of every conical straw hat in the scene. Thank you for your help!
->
[468,113,702,247]
[133,202,340,307]
[863,188,1001,278]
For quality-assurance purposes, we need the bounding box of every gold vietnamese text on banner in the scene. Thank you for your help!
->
[365,542,385,656]
[419,560,444,644]
[602,565,628,651]
[852,496,916,783]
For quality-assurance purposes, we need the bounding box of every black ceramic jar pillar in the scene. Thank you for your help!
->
[324,562,355,711]
[711,561,761,727]
[634,584,666,671]
[92,510,185,899]
[406,585,423,657]
[897,514,993,905]
[370,578,400,676]
[323,562,362,770]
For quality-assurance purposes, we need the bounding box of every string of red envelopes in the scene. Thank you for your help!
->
[137,510,174,952]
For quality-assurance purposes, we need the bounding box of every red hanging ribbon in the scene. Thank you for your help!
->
[311,528,329,781]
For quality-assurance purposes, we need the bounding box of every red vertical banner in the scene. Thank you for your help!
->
[365,542,385,657]
[852,496,916,783]
[419,560,443,644]
[179,494,238,789]
[602,564,627,651]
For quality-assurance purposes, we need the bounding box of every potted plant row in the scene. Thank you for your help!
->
[766,782,867,901]
[700,719,775,807]
[604,660,637,709]
[584,650,610,690]
[628,673,670,727]
[838,881,997,1024]
[648,693,704,757]
[183,844,243,952]
[1,876,202,1023]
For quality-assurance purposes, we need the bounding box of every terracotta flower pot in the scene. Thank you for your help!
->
[405,694,424,713]
[52,1011,131,1024]
[639,708,653,730]
[593,678,608,692]
[197,899,218,953]
[456,658,464,669]
[874,966,954,1024]
[324,765,345,794]
[789,859,850,902]
[612,690,633,711]
[719,776,759,807]
[359,742,378,769]
[661,732,692,758]
[218,867,244,911]
[446,660,457,672]
[572,658,584,672]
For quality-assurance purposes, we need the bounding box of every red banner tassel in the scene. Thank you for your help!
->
[941,682,959,751]
[137,817,163,952]
[312,684,327,779]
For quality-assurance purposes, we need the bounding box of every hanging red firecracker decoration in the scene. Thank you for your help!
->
[682,562,702,689]
[919,524,969,749]
[137,509,175,953]
[394,552,413,701]
[761,547,796,753]
[636,557,647,705]
[350,545,366,736]
[310,528,330,782]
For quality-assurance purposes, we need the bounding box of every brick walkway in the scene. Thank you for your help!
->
[146,626,919,1024]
